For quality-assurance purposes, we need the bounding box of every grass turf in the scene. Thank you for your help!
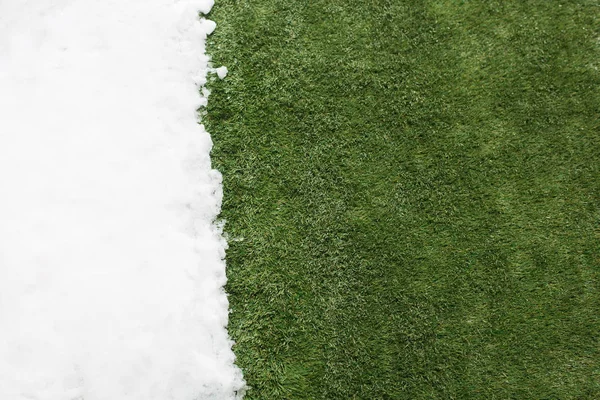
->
[204,1,600,398]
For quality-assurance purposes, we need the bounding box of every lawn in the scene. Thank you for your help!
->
[205,1,600,398]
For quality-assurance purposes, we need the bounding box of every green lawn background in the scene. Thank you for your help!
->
[205,1,600,398]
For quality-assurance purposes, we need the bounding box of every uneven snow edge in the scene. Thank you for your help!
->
[0,0,245,399]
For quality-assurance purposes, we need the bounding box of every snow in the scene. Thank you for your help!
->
[215,66,228,79]
[0,1,244,399]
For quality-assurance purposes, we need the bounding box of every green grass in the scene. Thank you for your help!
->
[204,1,600,398]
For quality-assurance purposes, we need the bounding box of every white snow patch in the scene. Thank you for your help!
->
[216,66,229,79]
[0,1,244,399]
[202,19,218,36]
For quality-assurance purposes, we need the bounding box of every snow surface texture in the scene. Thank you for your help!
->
[0,1,244,399]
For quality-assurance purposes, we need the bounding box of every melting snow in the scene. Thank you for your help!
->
[215,66,228,80]
[0,1,244,399]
